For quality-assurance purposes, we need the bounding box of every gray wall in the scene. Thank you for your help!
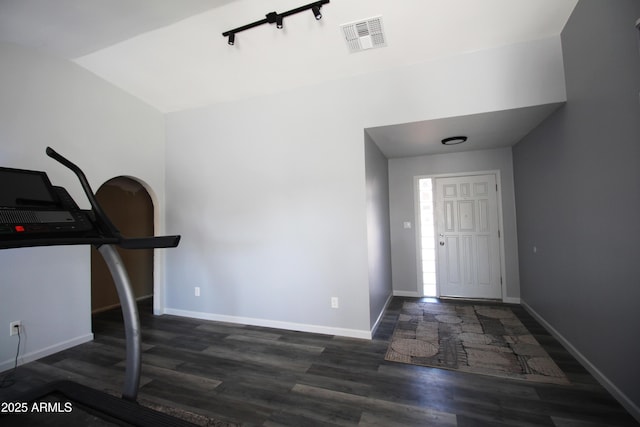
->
[388,147,520,301]
[513,0,640,415]
[365,132,393,329]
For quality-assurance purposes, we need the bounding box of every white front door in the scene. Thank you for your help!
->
[435,174,502,299]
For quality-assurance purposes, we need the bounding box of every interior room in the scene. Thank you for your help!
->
[1,0,639,425]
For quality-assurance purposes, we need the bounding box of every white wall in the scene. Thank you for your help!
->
[164,36,566,337]
[0,42,165,370]
[388,147,520,301]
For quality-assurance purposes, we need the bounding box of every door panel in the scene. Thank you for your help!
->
[446,236,460,283]
[436,174,501,299]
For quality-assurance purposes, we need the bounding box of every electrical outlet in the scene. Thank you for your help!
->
[194,286,201,297]
[331,297,339,309]
[9,321,21,336]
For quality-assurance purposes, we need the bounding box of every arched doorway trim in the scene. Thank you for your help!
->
[119,175,165,315]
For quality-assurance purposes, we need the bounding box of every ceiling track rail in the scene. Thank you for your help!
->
[222,0,329,45]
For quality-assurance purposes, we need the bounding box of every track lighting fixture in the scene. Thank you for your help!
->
[312,5,322,20]
[222,1,329,45]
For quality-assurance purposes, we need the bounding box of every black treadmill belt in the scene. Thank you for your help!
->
[0,381,198,427]
[2,393,127,426]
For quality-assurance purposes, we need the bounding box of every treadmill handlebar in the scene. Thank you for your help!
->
[46,147,180,249]
[46,146,120,237]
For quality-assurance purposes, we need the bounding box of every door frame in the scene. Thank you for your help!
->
[413,170,508,301]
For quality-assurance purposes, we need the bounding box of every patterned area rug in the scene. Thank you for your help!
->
[385,300,569,384]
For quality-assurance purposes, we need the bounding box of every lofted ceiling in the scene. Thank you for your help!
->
[0,0,578,157]
[0,0,235,58]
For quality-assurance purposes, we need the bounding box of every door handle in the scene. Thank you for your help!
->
[440,241,445,246]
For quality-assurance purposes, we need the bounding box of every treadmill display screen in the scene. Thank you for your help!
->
[0,167,58,209]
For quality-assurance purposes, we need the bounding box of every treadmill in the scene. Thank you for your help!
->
[0,148,195,426]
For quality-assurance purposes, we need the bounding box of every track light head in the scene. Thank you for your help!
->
[228,33,235,45]
[312,5,322,20]
[266,11,284,29]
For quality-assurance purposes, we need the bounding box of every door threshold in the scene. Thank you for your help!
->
[438,296,504,304]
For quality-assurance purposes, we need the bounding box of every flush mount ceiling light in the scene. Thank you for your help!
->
[222,0,329,45]
[441,136,468,146]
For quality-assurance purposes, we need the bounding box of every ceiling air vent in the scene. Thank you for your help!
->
[340,16,386,53]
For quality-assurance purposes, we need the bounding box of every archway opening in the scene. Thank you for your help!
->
[90,177,154,314]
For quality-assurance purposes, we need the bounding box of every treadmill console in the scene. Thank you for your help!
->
[0,167,92,237]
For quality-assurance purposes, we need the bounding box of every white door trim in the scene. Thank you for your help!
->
[414,170,508,301]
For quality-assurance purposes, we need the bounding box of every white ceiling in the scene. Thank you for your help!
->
[367,103,564,158]
[0,0,578,157]
[0,0,235,58]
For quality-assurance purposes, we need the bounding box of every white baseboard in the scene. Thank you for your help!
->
[393,290,421,297]
[163,308,372,340]
[521,300,640,422]
[0,333,93,373]
[503,296,521,304]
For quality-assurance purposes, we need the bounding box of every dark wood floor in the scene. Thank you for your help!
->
[1,297,638,426]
